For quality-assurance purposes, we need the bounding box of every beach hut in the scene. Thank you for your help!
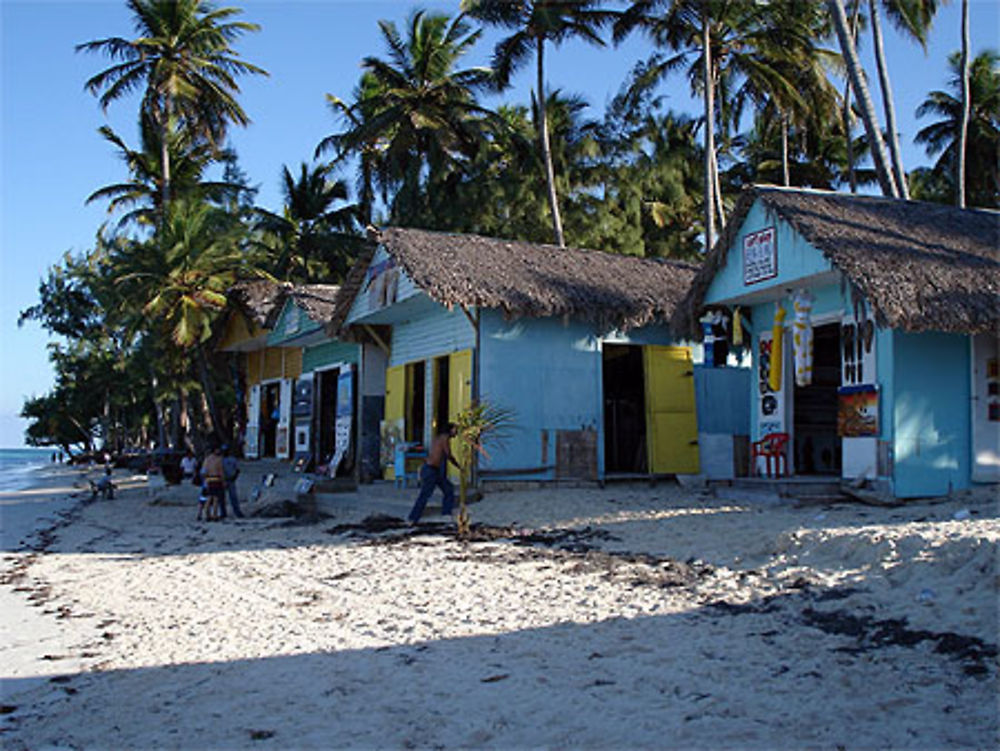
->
[334,227,743,485]
[265,285,360,476]
[673,185,1000,498]
[218,280,300,460]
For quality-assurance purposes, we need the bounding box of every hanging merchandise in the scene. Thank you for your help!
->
[700,311,718,369]
[792,289,815,387]
[768,304,786,392]
[732,306,744,347]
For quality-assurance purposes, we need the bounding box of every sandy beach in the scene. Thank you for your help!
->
[1,465,997,750]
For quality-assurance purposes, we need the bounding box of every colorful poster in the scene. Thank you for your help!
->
[330,365,354,475]
[838,385,879,437]
[757,332,785,438]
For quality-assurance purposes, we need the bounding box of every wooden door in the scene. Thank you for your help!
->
[447,349,473,481]
[644,346,699,474]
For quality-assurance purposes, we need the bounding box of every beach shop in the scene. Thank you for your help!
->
[264,285,360,477]
[334,227,749,485]
[674,186,1000,498]
[218,280,300,460]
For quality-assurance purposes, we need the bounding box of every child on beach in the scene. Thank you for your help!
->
[195,481,209,521]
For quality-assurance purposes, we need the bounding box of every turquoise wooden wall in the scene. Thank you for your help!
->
[267,301,316,347]
[303,340,359,372]
[891,331,971,497]
[704,200,835,305]
[389,303,475,367]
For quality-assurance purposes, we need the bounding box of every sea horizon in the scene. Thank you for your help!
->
[0,447,57,492]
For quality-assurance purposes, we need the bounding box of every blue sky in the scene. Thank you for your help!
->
[1,0,997,448]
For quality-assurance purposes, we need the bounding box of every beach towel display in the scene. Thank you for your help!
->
[792,289,815,386]
[768,304,786,392]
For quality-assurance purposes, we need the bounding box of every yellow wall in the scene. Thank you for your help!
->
[283,348,303,379]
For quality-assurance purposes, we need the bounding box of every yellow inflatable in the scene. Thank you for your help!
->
[768,304,786,392]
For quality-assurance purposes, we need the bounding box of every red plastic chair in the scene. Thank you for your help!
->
[751,432,790,477]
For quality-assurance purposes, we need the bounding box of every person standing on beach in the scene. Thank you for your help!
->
[180,450,198,483]
[407,424,461,524]
[199,445,226,522]
[221,445,244,518]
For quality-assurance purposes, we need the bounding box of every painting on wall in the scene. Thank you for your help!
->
[838,385,879,437]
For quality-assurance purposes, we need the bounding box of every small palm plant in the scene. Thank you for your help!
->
[452,399,516,538]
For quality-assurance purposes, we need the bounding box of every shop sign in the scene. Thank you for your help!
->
[743,227,777,285]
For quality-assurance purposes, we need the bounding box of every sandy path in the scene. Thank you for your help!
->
[1,474,996,750]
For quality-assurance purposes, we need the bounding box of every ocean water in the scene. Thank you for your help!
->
[0,448,56,492]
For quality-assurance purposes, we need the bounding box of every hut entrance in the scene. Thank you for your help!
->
[432,356,450,438]
[603,344,648,474]
[317,367,340,466]
[793,323,841,475]
[260,381,281,457]
[404,361,426,444]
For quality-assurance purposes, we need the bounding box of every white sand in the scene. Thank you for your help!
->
[1,466,997,750]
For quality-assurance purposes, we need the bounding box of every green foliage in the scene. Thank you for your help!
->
[452,399,517,537]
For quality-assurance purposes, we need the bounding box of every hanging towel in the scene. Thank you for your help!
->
[732,306,744,347]
[768,304,786,392]
[792,289,815,387]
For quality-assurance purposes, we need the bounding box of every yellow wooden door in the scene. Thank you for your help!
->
[447,349,473,481]
[384,364,405,480]
[644,346,699,474]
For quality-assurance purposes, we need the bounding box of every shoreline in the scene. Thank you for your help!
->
[1,468,997,749]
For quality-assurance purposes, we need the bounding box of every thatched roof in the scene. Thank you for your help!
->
[673,186,1000,336]
[346,227,699,333]
[265,284,341,329]
[226,279,290,327]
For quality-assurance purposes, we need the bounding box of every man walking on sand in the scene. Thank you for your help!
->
[407,423,461,524]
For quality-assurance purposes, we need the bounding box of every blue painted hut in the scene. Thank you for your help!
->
[673,186,1000,498]
[335,227,747,485]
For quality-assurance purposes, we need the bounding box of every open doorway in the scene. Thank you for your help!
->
[603,344,648,474]
[405,361,426,444]
[432,356,450,437]
[317,368,339,465]
[260,382,281,457]
[793,322,841,475]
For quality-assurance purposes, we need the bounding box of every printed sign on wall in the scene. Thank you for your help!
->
[743,227,777,285]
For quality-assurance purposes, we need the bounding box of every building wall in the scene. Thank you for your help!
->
[892,330,971,497]
[478,311,602,480]
[704,200,835,303]
[303,340,359,373]
[389,304,475,367]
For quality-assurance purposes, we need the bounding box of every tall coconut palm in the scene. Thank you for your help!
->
[463,0,615,248]
[88,112,246,231]
[78,0,266,213]
[321,10,495,224]
[616,0,835,249]
[253,163,361,283]
[915,50,999,208]
[957,0,970,207]
[826,0,899,197]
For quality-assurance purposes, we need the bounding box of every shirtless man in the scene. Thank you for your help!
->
[407,423,461,524]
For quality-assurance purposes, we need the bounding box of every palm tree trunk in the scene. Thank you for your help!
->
[842,0,863,193]
[781,114,790,186]
[195,345,225,441]
[826,0,899,198]
[536,37,565,248]
[868,0,908,198]
[702,7,716,251]
[957,0,970,208]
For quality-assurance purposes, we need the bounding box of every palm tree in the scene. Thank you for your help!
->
[88,112,246,231]
[957,0,970,207]
[320,10,495,225]
[78,0,266,212]
[867,0,942,200]
[463,0,614,248]
[826,0,900,198]
[615,0,837,249]
[915,50,999,208]
[253,163,361,283]
[113,197,269,436]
